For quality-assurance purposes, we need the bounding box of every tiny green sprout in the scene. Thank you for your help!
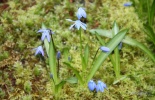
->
[16,78,22,85]
[0,88,5,99]
[33,66,41,76]
[22,95,32,100]
[0,51,9,61]
[24,81,32,93]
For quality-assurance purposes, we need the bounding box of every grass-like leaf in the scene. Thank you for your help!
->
[65,77,78,84]
[87,29,128,82]
[49,41,58,84]
[112,21,121,78]
[149,0,155,26]
[55,77,78,94]
[90,29,155,62]
[84,44,89,67]
[112,21,119,35]
[63,62,83,83]
[143,24,155,45]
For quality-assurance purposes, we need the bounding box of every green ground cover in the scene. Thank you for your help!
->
[0,0,155,99]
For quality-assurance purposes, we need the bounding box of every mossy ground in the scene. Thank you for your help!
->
[0,0,155,99]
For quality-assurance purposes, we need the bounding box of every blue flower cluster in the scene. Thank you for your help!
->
[33,29,53,56]
[34,29,60,57]
[88,80,107,92]
[66,7,87,30]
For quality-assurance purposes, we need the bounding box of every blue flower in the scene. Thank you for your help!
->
[50,73,53,79]
[37,29,54,42]
[96,80,106,92]
[41,32,51,42]
[66,19,87,30]
[76,7,86,19]
[88,80,96,91]
[124,2,132,7]
[56,51,61,59]
[100,46,110,52]
[34,46,44,56]
[38,29,54,34]
[68,56,71,62]
[118,42,122,50]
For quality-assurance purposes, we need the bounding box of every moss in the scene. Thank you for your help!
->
[0,0,155,99]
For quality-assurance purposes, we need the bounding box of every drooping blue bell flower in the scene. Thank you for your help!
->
[100,46,110,52]
[34,46,44,56]
[76,7,86,19]
[96,80,107,92]
[37,29,54,42]
[88,80,96,91]
[56,51,61,60]
[124,2,132,7]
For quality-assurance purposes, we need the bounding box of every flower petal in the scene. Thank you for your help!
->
[34,46,44,56]
[100,46,110,52]
[124,2,132,7]
[66,19,74,22]
[96,80,106,92]
[41,32,46,41]
[76,7,87,19]
[69,24,75,30]
[88,80,96,91]
[56,51,61,59]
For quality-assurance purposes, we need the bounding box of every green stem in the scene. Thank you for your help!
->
[95,32,115,72]
[92,48,100,63]
[79,29,83,57]
[79,29,86,71]
[57,59,60,76]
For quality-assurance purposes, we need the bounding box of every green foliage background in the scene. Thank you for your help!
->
[0,0,155,99]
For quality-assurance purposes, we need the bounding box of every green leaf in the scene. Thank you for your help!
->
[113,75,127,85]
[84,44,89,67]
[87,29,128,82]
[95,32,118,77]
[143,24,155,45]
[55,77,78,93]
[41,23,46,29]
[149,0,155,26]
[65,77,78,84]
[49,41,58,84]
[63,62,83,83]
[124,36,155,62]
[90,29,155,62]
[63,47,70,62]
[95,32,115,65]
[55,80,66,93]
[44,39,49,56]
[112,21,121,78]
[112,21,119,35]
[90,29,112,38]
[81,56,86,70]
